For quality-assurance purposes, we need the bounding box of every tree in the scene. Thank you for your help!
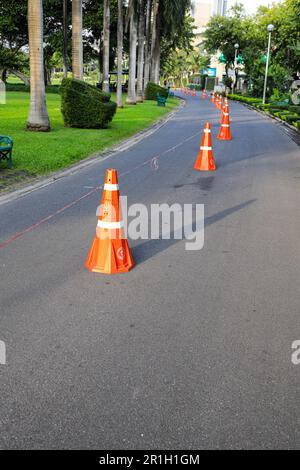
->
[150,0,160,84]
[63,0,69,77]
[150,0,192,85]
[72,0,83,80]
[143,0,152,93]
[27,0,50,132]
[136,0,145,101]
[103,0,110,93]
[117,0,124,108]
[203,4,247,77]
[126,0,138,104]
[0,0,29,82]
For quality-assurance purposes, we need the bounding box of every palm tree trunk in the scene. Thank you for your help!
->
[126,1,138,105]
[136,0,145,102]
[72,0,83,80]
[63,0,68,78]
[150,0,160,84]
[27,0,50,132]
[103,0,110,93]
[143,0,152,95]
[117,0,124,108]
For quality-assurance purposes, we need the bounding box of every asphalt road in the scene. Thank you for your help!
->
[1,93,300,450]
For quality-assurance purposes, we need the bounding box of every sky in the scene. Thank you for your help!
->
[227,0,282,15]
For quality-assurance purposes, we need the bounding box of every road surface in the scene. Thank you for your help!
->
[1,93,300,450]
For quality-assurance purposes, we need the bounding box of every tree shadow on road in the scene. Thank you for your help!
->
[132,199,256,265]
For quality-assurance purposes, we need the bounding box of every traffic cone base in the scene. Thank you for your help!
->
[218,126,232,140]
[194,153,216,171]
[86,238,134,274]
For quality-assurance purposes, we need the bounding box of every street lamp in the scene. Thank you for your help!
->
[263,24,274,105]
[232,43,239,94]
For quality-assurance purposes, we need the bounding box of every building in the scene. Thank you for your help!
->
[191,0,228,41]
[191,0,228,82]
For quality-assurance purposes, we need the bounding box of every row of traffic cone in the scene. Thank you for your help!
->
[85,92,232,275]
[179,87,207,99]
[194,95,232,171]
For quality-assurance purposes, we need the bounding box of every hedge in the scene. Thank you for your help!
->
[284,114,299,124]
[188,84,202,91]
[5,83,61,94]
[60,78,117,129]
[145,82,168,100]
[228,93,300,130]
[227,94,262,105]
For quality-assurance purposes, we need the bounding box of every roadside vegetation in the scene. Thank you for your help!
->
[0,91,178,190]
[228,94,300,130]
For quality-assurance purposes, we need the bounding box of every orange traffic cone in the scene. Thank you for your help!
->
[215,95,219,108]
[221,98,229,119]
[218,104,232,141]
[218,96,223,110]
[194,123,216,172]
[85,169,135,274]
[211,92,215,103]
[193,89,196,97]
[202,89,206,100]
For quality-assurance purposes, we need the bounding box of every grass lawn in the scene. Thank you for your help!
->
[0,91,179,190]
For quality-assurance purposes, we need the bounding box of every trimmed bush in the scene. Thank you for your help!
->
[5,83,60,94]
[289,106,300,114]
[285,114,299,124]
[227,94,262,105]
[188,84,202,91]
[145,82,168,101]
[61,78,116,129]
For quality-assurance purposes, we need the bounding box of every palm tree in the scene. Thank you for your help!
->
[143,0,152,93]
[103,0,110,93]
[117,0,124,108]
[63,0,68,78]
[72,0,83,80]
[150,0,160,84]
[27,0,50,132]
[151,0,191,85]
[136,0,145,102]
[126,0,138,105]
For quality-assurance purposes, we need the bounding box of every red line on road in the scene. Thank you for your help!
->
[0,188,98,250]
[0,131,200,251]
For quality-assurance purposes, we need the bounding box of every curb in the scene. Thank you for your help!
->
[0,99,185,207]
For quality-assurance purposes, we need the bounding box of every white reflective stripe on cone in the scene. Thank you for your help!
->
[98,220,124,229]
[200,146,212,151]
[204,130,211,133]
[221,124,230,127]
[223,113,229,116]
[104,184,119,191]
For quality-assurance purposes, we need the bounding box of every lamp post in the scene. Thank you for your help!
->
[232,43,239,94]
[263,24,274,105]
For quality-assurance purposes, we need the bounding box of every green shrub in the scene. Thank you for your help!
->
[145,82,168,100]
[60,78,116,129]
[227,94,262,105]
[285,114,299,124]
[289,106,300,114]
[188,84,202,91]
